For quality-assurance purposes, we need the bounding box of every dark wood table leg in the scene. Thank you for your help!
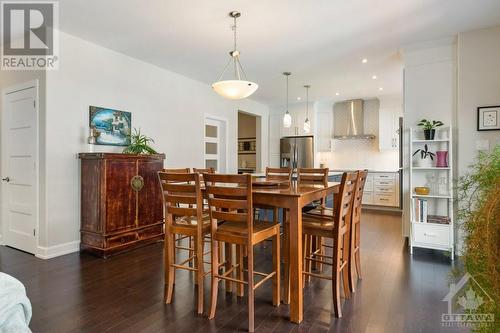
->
[289,198,303,323]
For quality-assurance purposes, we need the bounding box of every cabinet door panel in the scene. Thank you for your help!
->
[137,159,163,226]
[105,160,137,232]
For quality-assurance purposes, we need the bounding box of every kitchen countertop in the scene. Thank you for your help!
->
[329,169,401,173]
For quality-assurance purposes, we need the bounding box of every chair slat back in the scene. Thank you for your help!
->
[163,168,191,173]
[333,171,358,233]
[203,173,253,239]
[297,168,329,187]
[266,167,292,182]
[352,170,368,225]
[158,172,204,231]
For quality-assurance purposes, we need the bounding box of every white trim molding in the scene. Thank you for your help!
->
[36,241,80,259]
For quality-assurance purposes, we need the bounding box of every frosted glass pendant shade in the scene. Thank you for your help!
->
[283,111,292,128]
[303,118,311,133]
[212,80,258,100]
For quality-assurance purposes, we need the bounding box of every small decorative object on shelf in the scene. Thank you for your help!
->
[414,186,430,195]
[435,150,448,167]
[122,128,158,154]
[417,119,444,140]
[412,144,435,167]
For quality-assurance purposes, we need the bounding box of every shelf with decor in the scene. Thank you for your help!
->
[409,124,454,260]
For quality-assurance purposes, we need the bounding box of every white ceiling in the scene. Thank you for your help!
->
[58,0,500,105]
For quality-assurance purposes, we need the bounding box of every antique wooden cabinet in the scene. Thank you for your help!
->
[79,153,165,257]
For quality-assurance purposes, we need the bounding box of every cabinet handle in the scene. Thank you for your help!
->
[424,232,437,237]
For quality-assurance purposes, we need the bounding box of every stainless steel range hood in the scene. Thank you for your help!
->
[333,99,376,140]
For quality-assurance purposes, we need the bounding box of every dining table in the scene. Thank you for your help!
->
[251,179,340,324]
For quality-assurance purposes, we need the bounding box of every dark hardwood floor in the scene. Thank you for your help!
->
[0,211,466,333]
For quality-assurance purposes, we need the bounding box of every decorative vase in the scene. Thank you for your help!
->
[436,151,448,167]
[424,129,435,140]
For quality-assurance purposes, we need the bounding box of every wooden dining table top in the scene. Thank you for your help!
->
[251,181,340,197]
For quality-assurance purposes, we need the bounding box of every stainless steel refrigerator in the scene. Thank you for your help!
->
[280,136,314,169]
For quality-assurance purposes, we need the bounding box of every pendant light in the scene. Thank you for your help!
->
[212,11,258,100]
[283,72,292,128]
[303,85,311,133]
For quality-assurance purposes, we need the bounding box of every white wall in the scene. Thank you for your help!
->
[457,25,500,175]
[40,31,268,254]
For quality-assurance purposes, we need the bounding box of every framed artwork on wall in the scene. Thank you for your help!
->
[89,106,132,146]
[477,106,500,131]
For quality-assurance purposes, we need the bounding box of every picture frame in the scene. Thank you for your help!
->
[477,106,500,131]
[89,106,132,146]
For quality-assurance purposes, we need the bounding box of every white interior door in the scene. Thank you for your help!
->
[204,117,227,173]
[1,83,38,254]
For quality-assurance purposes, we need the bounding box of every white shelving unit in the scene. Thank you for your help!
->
[409,126,454,260]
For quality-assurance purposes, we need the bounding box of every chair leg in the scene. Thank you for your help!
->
[342,236,351,299]
[272,233,280,306]
[189,236,194,268]
[273,208,279,223]
[303,235,312,285]
[196,234,204,314]
[316,236,324,272]
[208,238,219,320]
[247,245,255,333]
[355,248,362,279]
[165,232,175,304]
[332,269,342,318]
[224,242,233,293]
[236,245,244,297]
[283,216,290,304]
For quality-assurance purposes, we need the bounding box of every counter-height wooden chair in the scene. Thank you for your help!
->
[162,168,194,264]
[297,168,329,276]
[204,173,280,332]
[255,167,292,222]
[348,170,368,293]
[301,171,357,318]
[158,171,210,314]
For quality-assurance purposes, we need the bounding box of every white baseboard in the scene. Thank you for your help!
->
[36,240,80,259]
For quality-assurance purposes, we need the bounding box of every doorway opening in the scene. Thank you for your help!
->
[237,111,260,174]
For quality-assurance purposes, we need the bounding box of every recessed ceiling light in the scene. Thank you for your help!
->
[335,92,340,96]
[372,75,377,80]
[297,97,302,101]
[379,87,384,91]
[362,58,368,64]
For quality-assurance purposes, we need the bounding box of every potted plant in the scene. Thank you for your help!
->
[412,144,435,167]
[455,146,499,332]
[417,119,444,140]
[122,128,158,154]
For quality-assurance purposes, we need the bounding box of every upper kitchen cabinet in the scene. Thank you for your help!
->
[281,110,313,137]
[316,110,333,151]
[378,96,402,151]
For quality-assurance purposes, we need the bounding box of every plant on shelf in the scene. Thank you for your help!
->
[122,128,158,154]
[417,119,444,140]
[412,144,435,167]
[455,146,499,333]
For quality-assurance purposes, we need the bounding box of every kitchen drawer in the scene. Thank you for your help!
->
[412,223,450,247]
[106,232,138,248]
[373,193,396,206]
[374,179,395,186]
[374,185,394,193]
[373,173,396,180]
[362,192,373,205]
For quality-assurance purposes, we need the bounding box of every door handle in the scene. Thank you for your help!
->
[2,177,10,182]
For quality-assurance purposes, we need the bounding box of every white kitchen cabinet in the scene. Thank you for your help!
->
[362,172,399,207]
[316,111,333,152]
[378,98,402,151]
[281,110,314,137]
[269,114,282,155]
